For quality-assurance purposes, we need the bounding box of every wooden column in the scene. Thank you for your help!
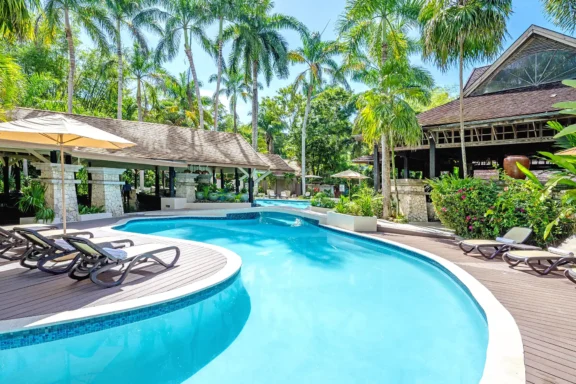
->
[220,168,224,189]
[87,162,92,206]
[429,138,436,179]
[155,166,160,197]
[64,154,72,164]
[248,168,254,203]
[2,156,9,196]
[235,168,240,193]
[403,156,409,179]
[212,167,217,185]
[373,143,380,191]
[49,151,57,163]
[169,167,175,197]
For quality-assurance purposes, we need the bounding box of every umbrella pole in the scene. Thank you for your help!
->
[60,143,66,234]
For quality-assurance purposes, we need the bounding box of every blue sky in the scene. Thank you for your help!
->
[82,0,567,122]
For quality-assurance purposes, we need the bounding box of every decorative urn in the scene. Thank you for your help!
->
[503,155,530,179]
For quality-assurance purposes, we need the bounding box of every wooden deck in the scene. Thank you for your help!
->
[369,232,576,384]
[0,223,227,327]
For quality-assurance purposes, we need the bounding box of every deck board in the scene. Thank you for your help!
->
[369,232,576,384]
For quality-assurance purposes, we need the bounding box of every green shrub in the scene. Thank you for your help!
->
[79,204,105,215]
[428,174,574,247]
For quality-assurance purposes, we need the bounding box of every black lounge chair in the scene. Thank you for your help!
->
[15,228,131,274]
[458,227,540,259]
[0,224,58,261]
[64,236,180,288]
[503,246,576,275]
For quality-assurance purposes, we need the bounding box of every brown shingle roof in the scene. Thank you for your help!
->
[257,153,294,173]
[10,108,268,168]
[463,66,490,92]
[417,82,576,128]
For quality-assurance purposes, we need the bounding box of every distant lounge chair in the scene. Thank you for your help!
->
[280,191,289,199]
[267,190,277,199]
[0,224,58,261]
[458,227,540,259]
[503,246,576,275]
[15,228,130,274]
[305,192,311,198]
[64,236,180,288]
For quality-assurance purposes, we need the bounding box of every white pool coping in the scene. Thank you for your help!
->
[2,208,525,383]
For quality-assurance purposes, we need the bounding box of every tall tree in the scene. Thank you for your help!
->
[419,0,512,177]
[289,31,346,194]
[44,0,113,113]
[225,0,305,149]
[157,0,211,129]
[0,53,23,121]
[104,0,160,120]
[129,43,171,121]
[541,0,576,33]
[209,68,250,133]
[206,0,238,130]
[0,0,38,39]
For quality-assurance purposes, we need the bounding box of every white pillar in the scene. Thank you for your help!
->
[22,159,28,177]
[139,170,145,191]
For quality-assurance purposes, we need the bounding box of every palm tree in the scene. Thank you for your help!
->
[44,0,114,113]
[542,0,576,32]
[206,0,238,130]
[157,0,211,129]
[0,0,38,39]
[289,31,347,194]
[128,43,171,121]
[209,69,250,132]
[0,53,23,121]
[419,0,512,177]
[355,60,433,217]
[104,0,161,120]
[224,0,306,149]
[164,71,213,128]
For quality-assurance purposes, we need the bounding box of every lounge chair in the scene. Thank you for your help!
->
[565,267,576,284]
[64,236,180,288]
[267,190,276,199]
[458,227,540,259]
[280,191,289,199]
[15,228,131,274]
[0,224,59,261]
[503,246,576,275]
[305,192,311,198]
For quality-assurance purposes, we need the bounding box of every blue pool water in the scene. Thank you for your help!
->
[0,213,488,383]
[255,198,310,209]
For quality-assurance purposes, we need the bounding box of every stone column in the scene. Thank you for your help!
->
[139,170,145,191]
[175,172,197,203]
[87,167,125,217]
[33,162,82,223]
[391,179,428,222]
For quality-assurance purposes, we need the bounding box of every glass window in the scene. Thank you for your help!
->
[473,50,576,95]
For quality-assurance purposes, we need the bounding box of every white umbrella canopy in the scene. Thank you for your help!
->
[0,114,136,232]
[331,170,369,180]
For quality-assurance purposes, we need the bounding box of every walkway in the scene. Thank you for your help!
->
[370,232,576,384]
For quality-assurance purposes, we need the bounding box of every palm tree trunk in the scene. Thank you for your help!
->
[213,17,224,131]
[64,7,75,114]
[459,37,468,177]
[116,18,123,120]
[184,32,204,130]
[301,86,312,195]
[390,132,400,216]
[232,99,238,133]
[381,134,390,218]
[137,79,142,122]
[251,60,259,150]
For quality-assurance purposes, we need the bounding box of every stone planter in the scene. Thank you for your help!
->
[311,206,332,214]
[327,211,377,232]
[79,212,113,222]
[240,193,249,202]
[197,174,212,185]
[503,155,530,179]
[208,192,219,202]
[196,191,204,200]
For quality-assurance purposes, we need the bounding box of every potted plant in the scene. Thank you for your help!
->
[208,184,219,201]
[240,187,249,202]
[18,182,56,224]
[195,189,204,200]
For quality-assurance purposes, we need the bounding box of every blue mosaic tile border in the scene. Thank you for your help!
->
[0,272,240,350]
[319,225,487,322]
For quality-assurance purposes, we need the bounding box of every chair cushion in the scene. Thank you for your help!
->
[54,239,75,251]
[103,248,128,261]
[549,247,575,257]
[496,237,516,245]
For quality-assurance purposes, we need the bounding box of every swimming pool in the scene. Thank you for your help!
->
[0,212,488,383]
[255,198,310,209]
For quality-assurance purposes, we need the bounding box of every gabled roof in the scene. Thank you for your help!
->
[464,25,576,97]
[463,66,490,92]
[9,108,269,169]
[257,153,294,173]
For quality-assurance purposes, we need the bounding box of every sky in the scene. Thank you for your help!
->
[83,0,567,123]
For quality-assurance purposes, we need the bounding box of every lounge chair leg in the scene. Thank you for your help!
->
[37,252,81,275]
[479,246,502,259]
[565,269,576,284]
[459,243,476,255]
[19,247,42,269]
[502,253,522,267]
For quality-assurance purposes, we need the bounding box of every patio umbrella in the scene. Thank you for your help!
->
[556,147,576,156]
[331,170,368,194]
[0,114,135,233]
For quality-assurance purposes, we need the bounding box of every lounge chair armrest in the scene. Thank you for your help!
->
[548,247,574,257]
[496,237,516,244]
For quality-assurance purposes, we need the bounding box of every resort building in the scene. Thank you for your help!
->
[356,25,576,182]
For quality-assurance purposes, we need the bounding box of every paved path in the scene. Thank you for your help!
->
[369,232,576,384]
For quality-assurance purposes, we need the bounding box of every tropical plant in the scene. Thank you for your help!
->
[541,0,576,33]
[1,0,38,39]
[209,68,250,132]
[0,53,23,121]
[289,30,347,194]
[157,0,211,129]
[17,182,56,223]
[104,0,161,120]
[419,0,513,177]
[225,0,306,149]
[78,204,105,214]
[44,0,114,113]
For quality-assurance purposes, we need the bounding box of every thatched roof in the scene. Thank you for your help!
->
[257,153,294,173]
[9,108,268,169]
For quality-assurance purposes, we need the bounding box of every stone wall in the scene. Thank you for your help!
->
[87,167,125,217]
[33,163,82,223]
[175,172,197,203]
[391,179,428,222]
